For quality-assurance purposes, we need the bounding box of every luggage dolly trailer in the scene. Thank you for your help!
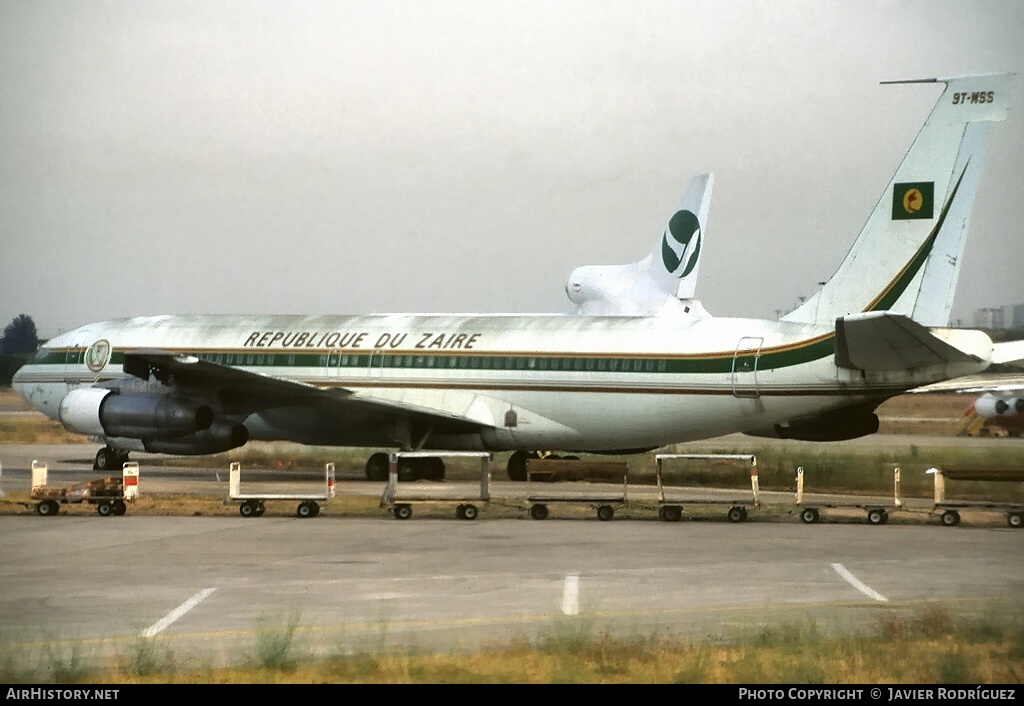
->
[655,454,759,523]
[926,467,1024,528]
[525,459,628,521]
[227,462,335,518]
[29,460,139,517]
[795,466,902,525]
[380,451,491,520]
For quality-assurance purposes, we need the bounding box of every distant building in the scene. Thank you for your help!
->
[973,304,1024,330]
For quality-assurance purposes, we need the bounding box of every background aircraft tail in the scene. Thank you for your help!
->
[783,73,1013,327]
[566,172,714,315]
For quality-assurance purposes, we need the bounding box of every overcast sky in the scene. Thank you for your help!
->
[2,0,1022,338]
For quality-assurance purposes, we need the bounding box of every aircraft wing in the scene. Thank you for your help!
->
[834,312,988,371]
[121,351,488,434]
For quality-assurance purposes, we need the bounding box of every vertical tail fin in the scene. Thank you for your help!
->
[783,73,1013,326]
[566,172,714,315]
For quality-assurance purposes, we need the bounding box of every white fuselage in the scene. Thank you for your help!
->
[12,312,988,452]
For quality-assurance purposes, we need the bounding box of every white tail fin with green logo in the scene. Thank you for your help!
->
[566,172,714,316]
[783,73,1013,327]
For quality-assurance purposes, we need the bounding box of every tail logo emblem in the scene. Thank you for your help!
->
[892,182,935,220]
[661,209,702,278]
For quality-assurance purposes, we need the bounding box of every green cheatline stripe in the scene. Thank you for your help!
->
[866,164,968,313]
[39,336,837,376]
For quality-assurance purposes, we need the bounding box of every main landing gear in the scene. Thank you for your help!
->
[94,446,129,471]
[506,451,580,480]
[364,452,446,481]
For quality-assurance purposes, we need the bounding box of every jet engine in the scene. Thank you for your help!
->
[974,394,1024,418]
[141,420,249,455]
[59,388,213,439]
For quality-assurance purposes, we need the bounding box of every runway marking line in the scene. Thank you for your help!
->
[831,563,887,602]
[142,587,217,637]
[562,574,580,615]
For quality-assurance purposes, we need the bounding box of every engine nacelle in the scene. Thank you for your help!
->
[974,394,1024,418]
[142,420,249,455]
[59,388,213,439]
[744,407,880,442]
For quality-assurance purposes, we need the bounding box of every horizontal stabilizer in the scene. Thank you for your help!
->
[834,312,988,371]
[992,340,1024,366]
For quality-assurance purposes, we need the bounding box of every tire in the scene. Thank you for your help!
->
[727,506,746,523]
[297,501,317,518]
[254,503,266,517]
[867,509,886,525]
[462,504,478,521]
[941,510,960,527]
[427,458,446,481]
[365,452,389,481]
[97,502,114,517]
[36,500,58,517]
[597,505,614,522]
[800,508,819,524]
[530,504,548,521]
[455,504,466,519]
[112,500,127,516]
[507,450,529,481]
[662,506,682,523]
[94,447,115,471]
[394,504,413,520]
[240,501,258,518]
[1006,511,1022,529]
[397,460,417,482]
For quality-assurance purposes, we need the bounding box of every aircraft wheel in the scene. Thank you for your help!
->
[1007,511,1022,529]
[662,506,682,522]
[530,504,548,521]
[727,506,747,523]
[94,447,116,471]
[394,504,413,520]
[867,508,887,526]
[365,452,389,481]
[596,505,614,522]
[941,510,961,527]
[507,451,529,481]
[36,500,59,517]
[112,500,127,516]
[397,459,417,482]
[462,504,478,521]
[426,458,446,481]
[800,508,819,524]
[97,502,114,517]
[239,500,259,518]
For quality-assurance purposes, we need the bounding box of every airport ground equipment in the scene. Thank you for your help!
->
[28,460,139,517]
[379,451,491,520]
[927,466,1024,528]
[226,462,335,518]
[795,466,903,525]
[525,458,628,521]
[654,454,759,523]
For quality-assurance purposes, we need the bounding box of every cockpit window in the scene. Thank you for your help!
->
[34,348,52,362]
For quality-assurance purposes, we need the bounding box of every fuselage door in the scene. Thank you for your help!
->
[367,347,386,379]
[731,336,764,398]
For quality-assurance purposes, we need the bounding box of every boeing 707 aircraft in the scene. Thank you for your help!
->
[12,73,1021,482]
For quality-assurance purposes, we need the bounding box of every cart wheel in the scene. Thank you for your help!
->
[662,506,682,522]
[800,508,819,524]
[462,504,478,521]
[1006,511,1021,529]
[941,510,960,527]
[867,508,887,526]
[530,504,548,521]
[297,501,318,518]
[455,504,466,519]
[597,505,614,522]
[727,506,747,523]
[254,503,266,517]
[36,500,59,517]
[112,500,127,516]
[97,502,114,517]
[394,504,413,520]
[240,501,258,518]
